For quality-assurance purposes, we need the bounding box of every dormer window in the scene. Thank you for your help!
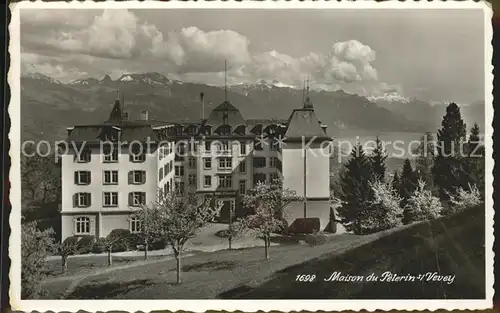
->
[218,125,231,136]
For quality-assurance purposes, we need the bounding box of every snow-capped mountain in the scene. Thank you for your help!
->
[22,72,62,84]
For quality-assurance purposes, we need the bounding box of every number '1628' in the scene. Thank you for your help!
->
[295,274,316,282]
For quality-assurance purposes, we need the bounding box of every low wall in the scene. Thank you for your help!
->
[284,200,347,234]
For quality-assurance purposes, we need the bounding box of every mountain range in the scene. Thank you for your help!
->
[20,72,485,143]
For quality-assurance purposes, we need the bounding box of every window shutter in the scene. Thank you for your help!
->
[74,172,78,184]
[129,153,133,162]
[73,194,77,207]
[86,193,91,207]
[128,171,132,184]
[87,171,91,184]
[128,193,133,206]
[142,171,146,184]
[87,152,91,162]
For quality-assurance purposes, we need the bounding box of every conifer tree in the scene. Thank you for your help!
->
[432,102,468,199]
[391,170,401,191]
[399,159,418,224]
[466,123,485,198]
[337,143,374,234]
[413,132,435,189]
[370,136,387,182]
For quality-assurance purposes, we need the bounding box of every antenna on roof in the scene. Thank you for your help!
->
[224,60,228,101]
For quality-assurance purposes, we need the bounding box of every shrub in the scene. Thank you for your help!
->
[76,235,96,254]
[150,237,167,250]
[287,218,321,234]
[22,222,57,298]
[106,229,131,252]
[92,237,107,254]
[360,180,404,234]
[125,232,143,250]
[405,180,443,222]
[446,184,482,215]
[305,232,328,246]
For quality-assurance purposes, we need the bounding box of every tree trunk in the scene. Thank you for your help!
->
[228,234,232,250]
[264,237,269,259]
[61,256,67,274]
[107,248,112,266]
[144,242,149,261]
[175,250,182,284]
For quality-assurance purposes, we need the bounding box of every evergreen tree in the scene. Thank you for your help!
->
[432,102,468,200]
[466,123,485,198]
[337,143,374,234]
[399,159,419,224]
[413,132,435,189]
[370,136,387,182]
[391,170,401,191]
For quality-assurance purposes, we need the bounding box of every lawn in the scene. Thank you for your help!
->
[43,232,385,299]
[224,206,485,299]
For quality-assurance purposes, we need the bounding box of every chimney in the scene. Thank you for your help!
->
[140,110,149,121]
[200,92,205,120]
[66,127,74,136]
[320,124,328,134]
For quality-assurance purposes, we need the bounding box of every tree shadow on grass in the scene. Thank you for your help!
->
[66,279,156,299]
[183,260,237,272]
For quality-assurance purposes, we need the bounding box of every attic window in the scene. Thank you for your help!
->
[222,112,228,125]
[217,125,231,136]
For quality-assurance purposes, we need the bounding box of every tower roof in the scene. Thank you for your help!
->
[107,99,123,123]
[284,108,329,140]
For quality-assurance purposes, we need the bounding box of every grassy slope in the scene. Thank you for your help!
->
[226,206,485,299]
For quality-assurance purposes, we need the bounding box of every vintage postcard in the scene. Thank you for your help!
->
[8,0,494,311]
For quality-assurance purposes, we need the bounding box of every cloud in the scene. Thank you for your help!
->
[20,9,389,96]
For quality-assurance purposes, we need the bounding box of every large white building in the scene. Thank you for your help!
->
[60,91,333,240]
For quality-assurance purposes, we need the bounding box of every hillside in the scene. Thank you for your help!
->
[222,206,485,299]
[22,72,437,143]
[373,97,486,133]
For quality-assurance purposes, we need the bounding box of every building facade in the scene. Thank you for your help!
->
[60,92,333,241]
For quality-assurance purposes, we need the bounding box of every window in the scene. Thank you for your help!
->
[253,157,266,168]
[74,171,91,185]
[270,139,279,151]
[239,161,246,173]
[204,158,212,170]
[270,172,280,183]
[253,173,266,186]
[130,217,141,233]
[103,148,118,163]
[129,148,146,162]
[188,174,196,186]
[103,192,118,207]
[218,175,232,189]
[218,157,232,170]
[220,141,231,152]
[175,165,185,176]
[73,193,91,207]
[175,182,185,194]
[240,142,246,155]
[166,182,170,192]
[205,141,211,152]
[129,192,146,206]
[270,157,278,168]
[159,168,164,181]
[204,175,212,187]
[218,125,231,136]
[75,217,90,235]
[188,157,196,169]
[239,180,246,194]
[103,170,118,185]
[76,150,91,163]
[129,170,146,184]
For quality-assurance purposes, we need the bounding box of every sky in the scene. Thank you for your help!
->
[20,8,485,103]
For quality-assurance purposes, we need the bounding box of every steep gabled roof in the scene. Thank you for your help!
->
[107,99,123,123]
[212,100,239,112]
[284,94,331,141]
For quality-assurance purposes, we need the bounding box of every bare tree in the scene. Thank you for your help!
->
[137,190,222,284]
[239,179,297,259]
